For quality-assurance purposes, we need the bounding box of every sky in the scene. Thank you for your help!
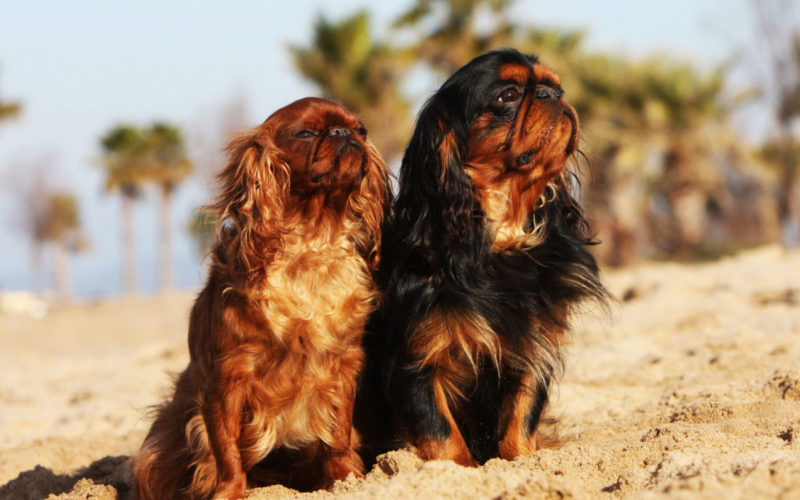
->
[0,0,763,298]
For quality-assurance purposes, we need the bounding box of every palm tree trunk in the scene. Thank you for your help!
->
[778,123,800,247]
[53,240,72,299]
[121,194,138,294]
[31,242,45,293]
[158,185,173,291]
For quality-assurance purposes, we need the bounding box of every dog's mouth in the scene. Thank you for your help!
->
[511,102,578,171]
[309,140,366,186]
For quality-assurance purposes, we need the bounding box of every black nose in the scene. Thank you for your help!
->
[535,86,562,100]
[327,128,352,137]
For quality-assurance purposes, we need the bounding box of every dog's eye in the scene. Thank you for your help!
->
[295,130,316,138]
[498,88,521,104]
[357,126,367,137]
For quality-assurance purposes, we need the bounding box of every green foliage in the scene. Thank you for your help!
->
[0,69,21,122]
[41,191,87,253]
[0,101,21,121]
[147,123,193,193]
[291,10,413,162]
[394,0,517,75]
[289,0,782,263]
[759,137,800,176]
[293,12,383,109]
[99,125,149,197]
[44,193,79,239]
[99,123,193,196]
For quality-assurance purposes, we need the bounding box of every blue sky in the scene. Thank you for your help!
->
[0,0,759,297]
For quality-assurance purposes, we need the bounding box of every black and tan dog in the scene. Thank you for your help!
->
[359,48,608,466]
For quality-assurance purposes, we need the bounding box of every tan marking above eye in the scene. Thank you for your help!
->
[498,64,530,85]
[532,63,561,87]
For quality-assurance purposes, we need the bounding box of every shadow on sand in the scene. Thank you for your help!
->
[0,455,132,500]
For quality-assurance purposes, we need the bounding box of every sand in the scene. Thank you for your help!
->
[1,245,798,499]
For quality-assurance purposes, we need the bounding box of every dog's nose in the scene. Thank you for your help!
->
[327,128,352,137]
[534,85,562,100]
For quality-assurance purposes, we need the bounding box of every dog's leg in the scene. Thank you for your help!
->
[498,373,549,459]
[398,369,474,466]
[202,376,249,500]
[321,344,365,488]
[321,388,365,487]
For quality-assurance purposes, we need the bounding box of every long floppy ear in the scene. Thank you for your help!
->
[391,95,484,273]
[211,127,290,282]
[347,140,392,271]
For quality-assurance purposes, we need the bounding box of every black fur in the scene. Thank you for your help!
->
[356,48,608,466]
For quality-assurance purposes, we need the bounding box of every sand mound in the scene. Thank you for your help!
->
[1,246,798,499]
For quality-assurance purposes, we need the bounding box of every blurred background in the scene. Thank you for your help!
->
[1,0,798,303]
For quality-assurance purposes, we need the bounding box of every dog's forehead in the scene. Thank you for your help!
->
[268,98,359,129]
[306,108,360,128]
[498,61,561,87]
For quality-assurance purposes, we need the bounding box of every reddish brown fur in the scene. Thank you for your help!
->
[532,63,561,87]
[499,63,530,84]
[134,98,390,500]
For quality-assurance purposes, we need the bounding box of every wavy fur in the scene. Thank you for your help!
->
[134,97,390,499]
[358,49,609,466]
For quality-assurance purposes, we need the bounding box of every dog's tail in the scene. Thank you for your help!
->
[134,371,215,500]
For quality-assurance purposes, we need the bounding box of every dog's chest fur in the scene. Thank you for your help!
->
[481,178,544,252]
[245,223,376,450]
[261,225,375,346]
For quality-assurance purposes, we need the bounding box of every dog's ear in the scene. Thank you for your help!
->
[211,127,291,281]
[392,95,483,271]
[347,139,392,271]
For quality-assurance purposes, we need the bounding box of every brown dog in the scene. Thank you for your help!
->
[134,97,390,499]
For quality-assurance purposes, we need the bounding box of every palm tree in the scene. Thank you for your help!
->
[290,2,769,263]
[394,0,518,75]
[99,125,148,295]
[17,161,50,292]
[290,11,413,163]
[42,192,85,299]
[0,70,21,123]
[290,2,588,166]
[759,136,800,241]
[145,123,193,291]
[573,54,741,262]
[0,99,20,122]
[752,0,800,247]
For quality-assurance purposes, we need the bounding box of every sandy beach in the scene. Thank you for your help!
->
[1,245,798,499]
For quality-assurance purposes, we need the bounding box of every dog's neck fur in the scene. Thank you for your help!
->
[470,170,551,253]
